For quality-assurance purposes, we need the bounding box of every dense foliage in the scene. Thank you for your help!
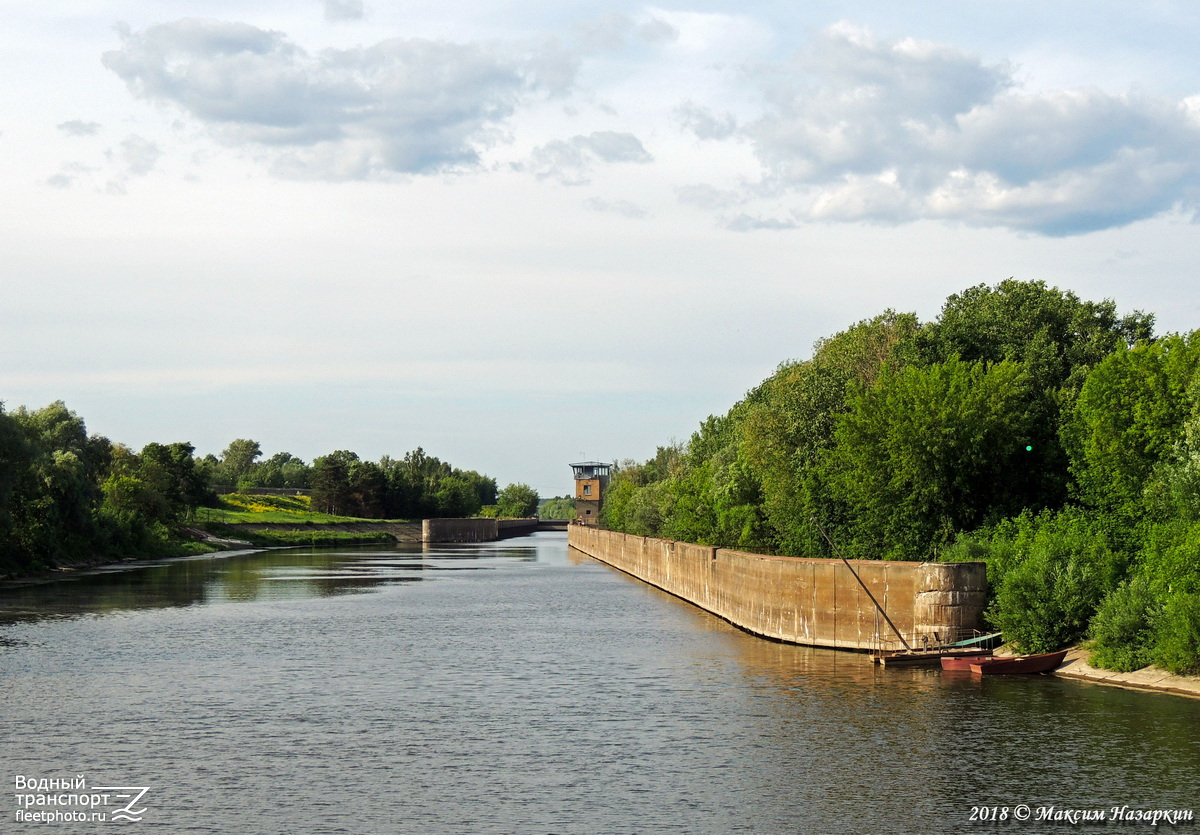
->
[0,402,214,576]
[480,483,540,518]
[537,496,577,520]
[0,407,511,577]
[603,280,1200,673]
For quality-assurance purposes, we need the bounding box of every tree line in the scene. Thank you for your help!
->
[0,409,535,577]
[601,280,1200,674]
[200,439,541,519]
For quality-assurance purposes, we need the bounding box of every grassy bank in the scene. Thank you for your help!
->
[194,493,374,524]
[198,523,396,548]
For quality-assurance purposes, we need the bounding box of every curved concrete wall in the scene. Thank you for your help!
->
[568,525,986,651]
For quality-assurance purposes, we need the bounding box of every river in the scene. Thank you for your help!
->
[2,532,1197,833]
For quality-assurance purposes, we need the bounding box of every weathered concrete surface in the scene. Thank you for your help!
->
[422,518,539,542]
[497,519,539,538]
[1053,647,1200,700]
[423,518,498,542]
[568,526,985,651]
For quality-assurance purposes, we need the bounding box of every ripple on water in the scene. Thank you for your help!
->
[1,535,1198,834]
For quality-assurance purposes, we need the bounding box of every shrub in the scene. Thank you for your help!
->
[1089,576,1159,671]
[991,552,1104,652]
[1154,591,1200,675]
[984,509,1120,652]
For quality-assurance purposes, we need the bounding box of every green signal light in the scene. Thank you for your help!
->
[1025,445,1033,452]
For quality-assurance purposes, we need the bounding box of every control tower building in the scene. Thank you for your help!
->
[570,462,610,526]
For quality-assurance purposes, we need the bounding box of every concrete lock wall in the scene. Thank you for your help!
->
[568,525,986,651]
[497,519,539,538]
[421,518,540,542]
[423,518,499,543]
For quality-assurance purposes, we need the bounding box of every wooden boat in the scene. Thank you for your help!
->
[876,649,989,668]
[968,650,1068,676]
[941,655,996,671]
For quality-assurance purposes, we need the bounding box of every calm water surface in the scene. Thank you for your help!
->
[2,532,1197,834]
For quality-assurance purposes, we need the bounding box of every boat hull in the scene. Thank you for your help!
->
[941,655,995,671]
[969,650,1068,675]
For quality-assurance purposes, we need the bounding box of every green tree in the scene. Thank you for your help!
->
[255,452,310,489]
[917,279,1153,395]
[311,450,359,515]
[825,358,1037,559]
[740,311,922,555]
[4,403,108,566]
[1065,333,1200,525]
[981,509,1122,653]
[917,279,1154,512]
[497,483,539,517]
[433,476,478,517]
[348,460,386,518]
[537,496,576,520]
[139,442,210,521]
[221,438,262,486]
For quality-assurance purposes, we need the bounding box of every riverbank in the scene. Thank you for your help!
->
[0,526,391,585]
[1053,646,1200,699]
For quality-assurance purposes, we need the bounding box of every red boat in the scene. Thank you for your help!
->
[940,655,996,671]
[968,650,1068,675]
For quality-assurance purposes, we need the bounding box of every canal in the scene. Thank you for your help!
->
[2,532,1197,833]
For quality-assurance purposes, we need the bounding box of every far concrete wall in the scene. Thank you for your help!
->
[422,518,540,543]
[568,525,986,651]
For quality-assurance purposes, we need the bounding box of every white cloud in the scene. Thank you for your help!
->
[723,213,796,232]
[116,134,161,176]
[44,162,97,189]
[574,13,634,53]
[102,19,570,178]
[675,183,741,211]
[732,23,1200,235]
[675,102,737,140]
[584,197,647,218]
[323,0,364,23]
[57,120,101,137]
[524,131,652,185]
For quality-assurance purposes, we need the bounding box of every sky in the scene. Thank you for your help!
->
[2,1,1198,498]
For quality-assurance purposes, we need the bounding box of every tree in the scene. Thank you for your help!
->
[825,358,1037,559]
[255,452,310,489]
[917,279,1155,512]
[221,438,262,486]
[311,450,359,515]
[917,279,1153,395]
[497,483,539,517]
[348,460,386,518]
[139,441,210,521]
[537,496,576,520]
[1066,333,1200,524]
[433,476,478,517]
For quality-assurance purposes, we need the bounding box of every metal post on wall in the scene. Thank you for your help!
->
[813,518,912,653]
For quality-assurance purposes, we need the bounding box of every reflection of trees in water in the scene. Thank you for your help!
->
[0,545,438,623]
